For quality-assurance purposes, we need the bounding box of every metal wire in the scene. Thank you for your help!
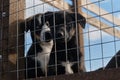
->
[0,0,120,79]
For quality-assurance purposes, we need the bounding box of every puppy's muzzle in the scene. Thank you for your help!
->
[44,31,52,42]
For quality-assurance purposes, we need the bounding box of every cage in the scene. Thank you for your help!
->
[0,0,120,80]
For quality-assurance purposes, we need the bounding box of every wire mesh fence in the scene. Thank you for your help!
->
[0,0,120,80]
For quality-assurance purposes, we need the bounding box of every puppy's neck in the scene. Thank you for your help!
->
[40,40,53,53]
[35,40,53,73]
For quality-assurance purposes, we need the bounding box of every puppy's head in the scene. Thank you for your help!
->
[39,21,52,42]
[21,11,86,43]
[43,11,86,43]
[22,14,53,43]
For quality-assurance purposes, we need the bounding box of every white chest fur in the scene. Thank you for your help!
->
[35,40,53,73]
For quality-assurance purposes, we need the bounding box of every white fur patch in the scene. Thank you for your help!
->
[61,61,74,74]
[34,20,53,73]
[40,22,50,42]
[35,37,53,73]
[38,15,42,24]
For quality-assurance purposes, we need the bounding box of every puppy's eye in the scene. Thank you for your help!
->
[36,26,40,29]
[67,23,72,27]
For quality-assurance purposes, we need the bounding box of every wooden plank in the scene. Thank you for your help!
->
[43,0,120,26]
[41,0,70,10]
[0,11,2,80]
[41,0,120,39]
[81,0,120,26]
[1,0,25,80]
[0,0,1,56]
[72,0,86,71]
[83,13,120,39]
[35,68,120,80]
[9,0,25,79]
[0,0,10,80]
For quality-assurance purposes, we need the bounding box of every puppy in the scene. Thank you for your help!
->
[105,50,120,69]
[44,11,86,75]
[97,50,120,70]
[22,14,53,78]
[22,11,86,77]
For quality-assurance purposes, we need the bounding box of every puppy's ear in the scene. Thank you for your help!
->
[44,11,54,21]
[19,17,34,32]
[70,13,86,28]
[45,11,53,15]
[25,17,34,32]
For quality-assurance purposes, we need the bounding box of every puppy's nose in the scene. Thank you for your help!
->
[46,21,49,26]
[44,31,52,42]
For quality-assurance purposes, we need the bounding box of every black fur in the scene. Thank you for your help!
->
[43,11,86,75]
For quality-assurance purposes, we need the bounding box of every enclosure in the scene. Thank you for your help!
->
[0,0,120,80]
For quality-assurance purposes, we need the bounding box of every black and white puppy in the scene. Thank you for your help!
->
[23,14,53,78]
[22,11,86,78]
[45,11,86,75]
